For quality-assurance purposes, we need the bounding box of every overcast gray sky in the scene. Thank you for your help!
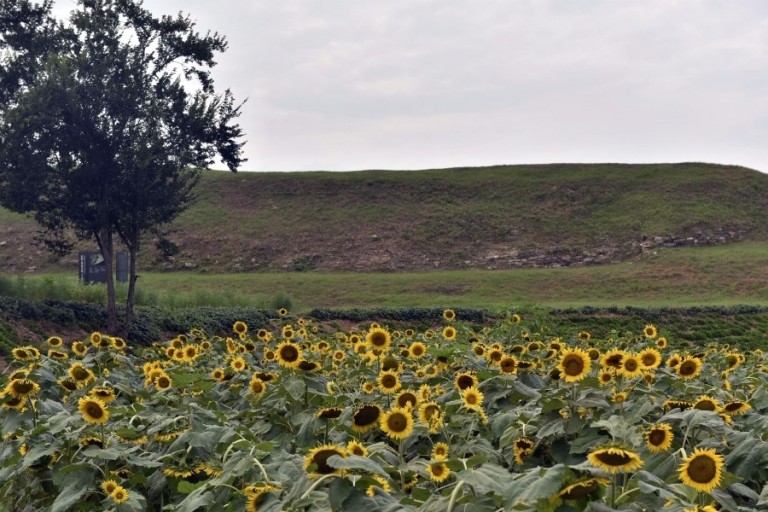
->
[58,1,768,172]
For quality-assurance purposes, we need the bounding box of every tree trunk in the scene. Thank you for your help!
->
[96,228,118,334]
[123,242,138,338]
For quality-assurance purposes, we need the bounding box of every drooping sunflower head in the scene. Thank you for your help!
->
[692,395,720,412]
[513,437,535,464]
[645,424,674,453]
[352,404,382,433]
[380,406,414,440]
[679,448,724,493]
[346,440,368,457]
[587,447,644,474]
[304,444,346,477]
[90,387,117,403]
[722,400,751,416]
[558,348,592,383]
[248,377,267,396]
[601,349,624,371]
[5,379,41,399]
[556,477,609,500]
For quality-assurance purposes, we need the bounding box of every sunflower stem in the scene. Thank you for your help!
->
[446,480,465,512]
[610,474,616,508]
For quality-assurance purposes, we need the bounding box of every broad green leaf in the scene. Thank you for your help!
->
[327,454,389,477]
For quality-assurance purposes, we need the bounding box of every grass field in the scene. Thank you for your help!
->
[2,242,766,310]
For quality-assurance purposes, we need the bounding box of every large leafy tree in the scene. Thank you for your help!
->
[0,0,245,333]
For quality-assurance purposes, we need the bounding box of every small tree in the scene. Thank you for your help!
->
[0,0,245,333]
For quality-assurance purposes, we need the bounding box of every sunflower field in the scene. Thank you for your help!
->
[1,310,768,511]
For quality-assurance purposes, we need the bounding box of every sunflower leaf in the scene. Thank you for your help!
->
[327,454,388,477]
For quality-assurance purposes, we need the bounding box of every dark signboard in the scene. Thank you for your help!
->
[79,252,128,284]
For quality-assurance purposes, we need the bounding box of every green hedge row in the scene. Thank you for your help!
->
[1,298,766,358]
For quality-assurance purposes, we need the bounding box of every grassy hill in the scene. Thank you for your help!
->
[1,162,766,273]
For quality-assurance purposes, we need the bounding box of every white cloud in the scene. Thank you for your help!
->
[50,0,768,172]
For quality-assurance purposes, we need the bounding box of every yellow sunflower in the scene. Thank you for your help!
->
[643,324,658,339]
[558,348,592,383]
[443,309,456,321]
[109,486,129,504]
[499,356,518,374]
[78,397,110,424]
[425,461,451,483]
[366,327,392,352]
[638,348,662,370]
[408,341,427,359]
[431,442,449,460]
[676,356,702,380]
[461,386,484,411]
[248,377,267,396]
[380,407,414,440]
[68,363,96,387]
[587,447,644,473]
[396,390,419,410]
[442,326,457,341]
[679,448,724,493]
[46,336,63,347]
[454,371,478,392]
[377,370,402,394]
[233,321,248,336]
[100,479,119,494]
[418,401,444,432]
[645,424,674,452]
[304,444,346,477]
[275,341,303,369]
[619,353,644,379]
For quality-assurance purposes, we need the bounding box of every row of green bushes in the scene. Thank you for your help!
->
[1,298,766,359]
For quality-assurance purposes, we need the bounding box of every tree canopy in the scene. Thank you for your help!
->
[0,0,246,333]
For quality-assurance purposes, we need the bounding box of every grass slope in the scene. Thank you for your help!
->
[0,162,766,273]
